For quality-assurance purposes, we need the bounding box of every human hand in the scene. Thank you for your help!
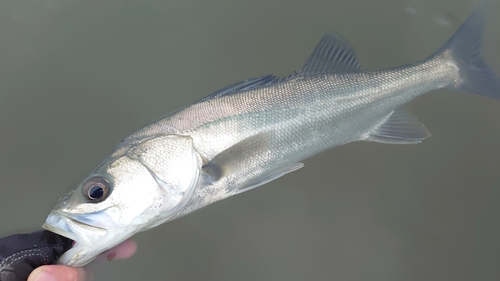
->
[27,240,137,281]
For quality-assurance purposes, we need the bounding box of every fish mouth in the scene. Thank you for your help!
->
[42,211,111,265]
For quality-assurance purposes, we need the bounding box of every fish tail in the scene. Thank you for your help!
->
[435,2,500,99]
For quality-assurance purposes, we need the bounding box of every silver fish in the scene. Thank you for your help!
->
[43,4,499,266]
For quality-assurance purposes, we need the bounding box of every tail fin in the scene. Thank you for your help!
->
[435,2,500,99]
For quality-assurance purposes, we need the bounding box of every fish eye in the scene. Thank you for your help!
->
[82,176,111,202]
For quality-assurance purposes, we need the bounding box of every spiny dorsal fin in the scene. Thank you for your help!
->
[367,107,431,144]
[197,74,279,103]
[299,32,361,75]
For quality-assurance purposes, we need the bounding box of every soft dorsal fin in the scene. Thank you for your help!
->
[366,107,431,144]
[197,74,279,103]
[299,32,361,75]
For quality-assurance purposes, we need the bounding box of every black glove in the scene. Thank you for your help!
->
[0,230,73,281]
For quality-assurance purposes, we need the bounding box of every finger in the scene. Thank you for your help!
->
[104,239,137,261]
[28,265,91,281]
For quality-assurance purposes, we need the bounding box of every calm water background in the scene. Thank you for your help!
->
[1,0,500,280]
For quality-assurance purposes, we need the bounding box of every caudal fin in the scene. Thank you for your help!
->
[436,2,500,99]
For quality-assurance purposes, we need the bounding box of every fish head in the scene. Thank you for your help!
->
[42,135,202,266]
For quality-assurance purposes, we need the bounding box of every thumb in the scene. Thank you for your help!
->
[27,265,91,281]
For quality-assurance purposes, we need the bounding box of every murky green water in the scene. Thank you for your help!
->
[1,0,499,280]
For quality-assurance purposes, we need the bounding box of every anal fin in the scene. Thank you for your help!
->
[367,107,431,144]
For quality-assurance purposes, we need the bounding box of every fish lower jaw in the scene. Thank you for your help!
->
[56,245,92,266]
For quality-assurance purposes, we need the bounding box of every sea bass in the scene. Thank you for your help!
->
[43,4,500,266]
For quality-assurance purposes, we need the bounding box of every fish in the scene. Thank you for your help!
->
[42,3,500,266]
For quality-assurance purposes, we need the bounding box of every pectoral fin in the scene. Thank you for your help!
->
[234,162,304,195]
[367,107,431,144]
[202,133,303,194]
[203,133,271,181]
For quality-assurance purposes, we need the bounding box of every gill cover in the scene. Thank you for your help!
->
[123,134,202,228]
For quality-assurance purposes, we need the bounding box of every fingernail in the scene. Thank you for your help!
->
[107,252,117,261]
[32,270,56,281]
